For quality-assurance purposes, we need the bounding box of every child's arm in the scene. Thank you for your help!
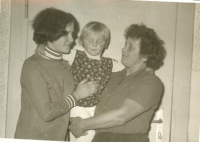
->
[112,59,125,72]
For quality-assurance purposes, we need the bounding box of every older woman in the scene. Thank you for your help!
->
[14,8,98,141]
[69,24,166,142]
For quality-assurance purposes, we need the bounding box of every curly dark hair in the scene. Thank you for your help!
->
[32,7,79,44]
[124,24,166,70]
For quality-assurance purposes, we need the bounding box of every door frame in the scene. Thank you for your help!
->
[170,3,194,142]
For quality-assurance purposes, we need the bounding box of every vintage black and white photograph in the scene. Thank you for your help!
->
[0,0,200,142]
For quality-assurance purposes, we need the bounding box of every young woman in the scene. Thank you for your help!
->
[14,7,98,141]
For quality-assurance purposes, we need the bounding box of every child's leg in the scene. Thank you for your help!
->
[70,106,96,142]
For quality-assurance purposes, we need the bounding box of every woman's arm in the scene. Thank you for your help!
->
[69,98,144,137]
[22,61,98,122]
[69,76,163,137]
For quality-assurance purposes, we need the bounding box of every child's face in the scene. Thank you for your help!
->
[82,31,107,56]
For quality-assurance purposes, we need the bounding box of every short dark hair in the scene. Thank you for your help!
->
[124,24,166,70]
[32,7,79,44]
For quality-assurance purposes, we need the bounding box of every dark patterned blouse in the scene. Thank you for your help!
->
[71,50,113,107]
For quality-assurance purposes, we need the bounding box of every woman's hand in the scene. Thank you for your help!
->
[69,117,88,138]
[35,44,46,55]
[73,79,99,100]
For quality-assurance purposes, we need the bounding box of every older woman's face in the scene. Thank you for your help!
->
[121,38,145,68]
[48,22,74,54]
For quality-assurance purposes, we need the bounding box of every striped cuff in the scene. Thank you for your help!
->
[64,94,77,109]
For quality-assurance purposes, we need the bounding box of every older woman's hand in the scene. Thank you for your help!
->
[69,117,88,138]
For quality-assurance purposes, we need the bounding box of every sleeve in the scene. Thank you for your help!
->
[112,59,125,72]
[21,61,77,122]
[127,76,163,110]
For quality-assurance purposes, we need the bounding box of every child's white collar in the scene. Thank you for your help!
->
[78,45,101,60]
[84,49,101,60]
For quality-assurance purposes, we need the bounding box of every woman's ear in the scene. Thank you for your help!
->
[140,56,148,62]
[142,57,147,62]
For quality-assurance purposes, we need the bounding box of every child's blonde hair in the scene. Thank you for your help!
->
[79,21,110,47]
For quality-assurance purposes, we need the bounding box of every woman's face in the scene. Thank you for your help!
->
[121,37,146,69]
[47,22,74,54]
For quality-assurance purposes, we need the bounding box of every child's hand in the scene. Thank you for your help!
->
[35,44,46,55]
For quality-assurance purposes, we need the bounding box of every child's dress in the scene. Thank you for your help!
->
[62,45,124,142]
[72,50,113,107]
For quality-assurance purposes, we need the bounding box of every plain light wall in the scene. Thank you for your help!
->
[0,0,11,138]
